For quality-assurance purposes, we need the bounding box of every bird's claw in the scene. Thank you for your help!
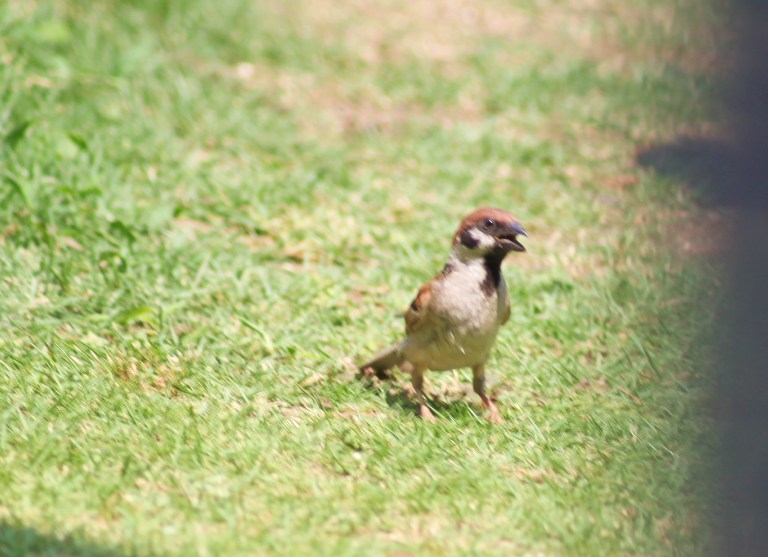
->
[419,405,436,423]
[488,408,503,424]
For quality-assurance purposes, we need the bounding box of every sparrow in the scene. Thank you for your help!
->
[359,207,528,423]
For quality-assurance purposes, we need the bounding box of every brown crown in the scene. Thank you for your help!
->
[452,207,520,244]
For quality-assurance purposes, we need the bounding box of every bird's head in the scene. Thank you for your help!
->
[452,207,528,260]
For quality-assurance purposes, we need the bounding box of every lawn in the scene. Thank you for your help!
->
[1,0,721,555]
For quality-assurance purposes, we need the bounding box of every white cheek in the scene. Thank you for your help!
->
[469,229,495,250]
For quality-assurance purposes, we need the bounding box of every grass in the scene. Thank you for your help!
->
[0,0,721,555]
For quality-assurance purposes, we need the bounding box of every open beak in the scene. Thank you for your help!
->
[498,222,527,252]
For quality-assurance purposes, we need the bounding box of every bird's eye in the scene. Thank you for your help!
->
[483,218,495,229]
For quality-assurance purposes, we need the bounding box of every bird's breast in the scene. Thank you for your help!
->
[431,264,504,335]
[402,260,509,371]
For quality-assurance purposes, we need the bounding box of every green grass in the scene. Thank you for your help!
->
[0,0,721,555]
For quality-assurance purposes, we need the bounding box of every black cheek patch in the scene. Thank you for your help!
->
[459,229,479,248]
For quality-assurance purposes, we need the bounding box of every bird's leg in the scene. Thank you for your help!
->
[411,366,435,423]
[472,364,502,424]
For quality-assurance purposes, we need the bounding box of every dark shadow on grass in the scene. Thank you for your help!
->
[370,376,492,422]
[0,521,147,557]
[383,386,467,419]
[636,136,740,205]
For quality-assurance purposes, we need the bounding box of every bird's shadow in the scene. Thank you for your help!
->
[360,369,503,421]
[383,386,471,420]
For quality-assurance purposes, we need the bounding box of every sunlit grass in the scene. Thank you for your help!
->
[0,0,720,555]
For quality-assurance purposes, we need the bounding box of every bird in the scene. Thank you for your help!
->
[359,207,528,423]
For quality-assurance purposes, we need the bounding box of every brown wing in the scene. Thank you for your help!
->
[404,281,434,335]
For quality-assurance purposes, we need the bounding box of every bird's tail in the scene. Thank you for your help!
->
[359,342,405,378]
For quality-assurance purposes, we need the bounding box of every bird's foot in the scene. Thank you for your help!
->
[482,397,503,424]
[419,405,436,423]
[360,366,376,378]
[487,407,503,425]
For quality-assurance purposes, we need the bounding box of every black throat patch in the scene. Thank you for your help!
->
[481,250,505,296]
